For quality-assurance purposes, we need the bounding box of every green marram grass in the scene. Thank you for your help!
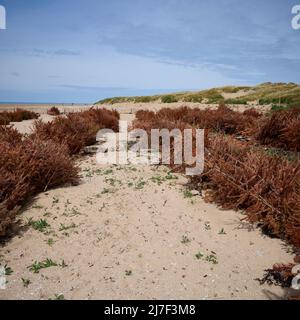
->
[95,82,300,108]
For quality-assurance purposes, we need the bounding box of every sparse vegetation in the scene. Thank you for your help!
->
[59,223,76,232]
[135,179,146,190]
[206,253,218,265]
[50,294,66,300]
[46,238,55,246]
[22,278,31,288]
[30,219,50,233]
[195,252,204,260]
[181,235,191,244]
[125,270,132,276]
[3,264,13,275]
[161,95,179,103]
[96,83,300,109]
[28,259,58,273]
[218,228,227,235]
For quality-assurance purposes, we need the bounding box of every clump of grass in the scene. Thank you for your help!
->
[32,204,44,209]
[225,98,248,105]
[161,95,179,103]
[183,190,193,199]
[22,278,31,288]
[218,228,227,235]
[125,270,133,276]
[205,222,211,231]
[101,188,114,194]
[165,172,178,180]
[181,235,191,244]
[59,223,76,232]
[28,259,58,273]
[151,175,165,185]
[103,169,113,175]
[46,238,55,246]
[30,219,50,233]
[2,264,13,275]
[195,252,204,260]
[135,179,146,190]
[50,294,65,300]
[206,254,218,265]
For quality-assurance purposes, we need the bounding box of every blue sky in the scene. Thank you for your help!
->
[0,0,299,103]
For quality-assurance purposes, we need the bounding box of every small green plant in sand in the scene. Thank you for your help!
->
[32,204,44,209]
[2,264,13,275]
[101,188,114,194]
[30,219,50,233]
[59,260,68,268]
[165,172,178,180]
[150,175,165,185]
[195,252,204,260]
[59,223,76,232]
[50,294,65,300]
[125,270,133,276]
[22,278,31,288]
[46,238,55,246]
[181,235,191,244]
[52,197,59,204]
[205,222,211,230]
[183,190,193,199]
[103,169,113,175]
[218,228,227,235]
[28,259,58,273]
[206,253,218,265]
[135,179,146,190]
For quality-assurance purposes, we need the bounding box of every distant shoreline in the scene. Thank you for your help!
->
[0,102,91,106]
[0,103,93,114]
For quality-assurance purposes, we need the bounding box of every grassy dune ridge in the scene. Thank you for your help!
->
[96,82,300,107]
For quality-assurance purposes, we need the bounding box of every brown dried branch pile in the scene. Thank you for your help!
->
[133,107,300,248]
[135,105,261,135]
[193,134,300,248]
[0,109,39,125]
[256,107,300,152]
[33,108,119,154]
[258,263,300,300]
[0,130,79,236]
[258,263,296,287]
[47,106,60,116]
[0,108,120,236]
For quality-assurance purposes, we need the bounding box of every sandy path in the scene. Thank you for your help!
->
[0,113,293,300]
[0,162,293,300]
[10,114,55,135]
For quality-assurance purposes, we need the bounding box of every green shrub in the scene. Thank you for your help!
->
[161,95,179,103]
[225,99,248,105]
